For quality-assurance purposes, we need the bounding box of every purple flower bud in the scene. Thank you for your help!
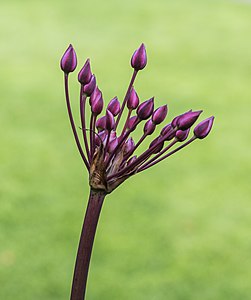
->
[107,97,121,116]
[106,109,115,131]
[152,105,168,125]
[96,116,106,132]
[144,119,156,135]
[83,75,96,96]
[127,87,139,110]
[193,116,214,139]
[60,44,77,74]
[131,43,147,71]
[177,110,203,130]
[136,97,154,120]
[160,124,172,136]
[90,86,101,106]
[160,124,175,141]
[123,137,135,154]
[91,88,103,115]
[108,137,118,153]
[127,116,138,130]
[171,109,192,128]
[127,155,137,166]
[176,129,190,142]
[149,137,164,154]
[78,59,92,85]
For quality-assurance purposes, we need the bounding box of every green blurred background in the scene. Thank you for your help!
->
[1,0,251,299]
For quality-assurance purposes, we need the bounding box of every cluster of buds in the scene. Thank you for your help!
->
[60,44,214,193]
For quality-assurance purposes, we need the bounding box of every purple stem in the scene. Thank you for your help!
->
[89,114,95,160]
[70,189,106,300]
[120,109,132,137]
[139,139,177,170]
[91,114,97,158]
[104,130,111,158]
[115,70,138,129]
[138,137,197,172]
[64,74,89,169]
[80,89,91,162]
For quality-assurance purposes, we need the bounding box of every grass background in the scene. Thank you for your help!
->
[1,0,251,299]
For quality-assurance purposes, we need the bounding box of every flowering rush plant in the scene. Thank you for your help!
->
[60,43,214,300]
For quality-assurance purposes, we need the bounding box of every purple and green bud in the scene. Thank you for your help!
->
[177,110,203,130]
[107,97,121,116]
[152,105,168,125]
[78,59,92,85]
[60,44,77,74]
[144,119,156,135]
[194,116,214,139]
[127,87,139,110]
[131,43,147,71]
[83,75,96,96]
[136,97,154,120]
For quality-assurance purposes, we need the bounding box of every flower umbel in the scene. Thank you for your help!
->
[60,43,214,193]
[60,43,215,300]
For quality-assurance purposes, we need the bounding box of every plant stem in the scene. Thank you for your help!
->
[70,189,106,300]
[115,69,137,129]
[64,74,89,169]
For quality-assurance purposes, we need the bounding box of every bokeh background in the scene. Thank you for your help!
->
[1,0,251,299]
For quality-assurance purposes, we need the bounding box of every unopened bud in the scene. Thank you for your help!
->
[78,59,92,85]
[152,105,168,125]
[136,97,154,120]
[161,124,172,136]
[106,109,115,131]
[177,110,203,130]
[144,119,156,135]
[127,116,138,130]
[90,87,101,106]
[60,44,77,74]
[91,88,103,115]
[194,116,214,139]
[107,97,121,116]
[96,116,106,132]
[131,43,147,71]
[83,75,96,96]
[127,87,139,110]
[149,137,164,154]
[171,109,192,128]
[176,129,190,142]
[108,137,118,153]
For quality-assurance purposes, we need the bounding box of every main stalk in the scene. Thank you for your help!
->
[70,189,106,300]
